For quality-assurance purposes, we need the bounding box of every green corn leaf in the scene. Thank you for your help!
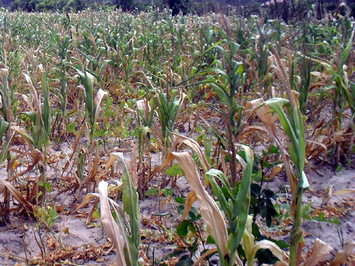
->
[209,82,232,107]
[41,69,51,146]
[21,112,37,125]
[12,126,35,147]
[114,152,140,262]
[0,118,9,139]
[0,132,13,165]
[340,29,354,71]
[77,48,99,68]
[265,97,306,174]
[99,59,112,76]
[205,170,233,220]
[205,169,233,199]
[229,145,254,253]
[75,68,95,129]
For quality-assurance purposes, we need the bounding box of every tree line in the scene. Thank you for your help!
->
[1,0,354,20]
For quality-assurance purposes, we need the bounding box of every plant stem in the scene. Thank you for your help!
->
[226,111,237,186]
[289,187,304,266]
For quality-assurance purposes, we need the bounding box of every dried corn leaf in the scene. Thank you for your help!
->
[161,152,230,259]
[94,89,108,119]
[172,132,210,172]
[252,240,289,264]
[0,180,33,216]
[331,130,344,144]
[23,73,41,116]
[332,189,355,196]
[75,193,99,212]
[105,153,117,170]
[331,242,355,266]
[180,191,198,222]
[269,164,283,181]
[98,181,128,265]
[302,238,332,266]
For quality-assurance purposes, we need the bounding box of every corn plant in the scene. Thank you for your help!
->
[161,145,287,265]
[0,68,13,225]
[73,67,107,197]
[152,86,186,159]
[79,152,142,265]
[52,32,71,136]
[205,35,244,186]
[247,48,308,265]
[17,67,51,202]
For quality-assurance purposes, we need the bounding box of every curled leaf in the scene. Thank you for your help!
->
[99,181,128,265]
[172,132,210,172]
[180,191,198,222]
[302,238,332,266]
[161,152,230,260]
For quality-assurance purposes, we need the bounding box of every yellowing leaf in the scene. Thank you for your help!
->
[98,181,128,265]
[302,238,333,266]
[172,132,210,172]
[161,152,230,260]
[180,191,198,222]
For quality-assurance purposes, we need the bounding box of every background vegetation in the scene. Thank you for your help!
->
[2,0,355,18]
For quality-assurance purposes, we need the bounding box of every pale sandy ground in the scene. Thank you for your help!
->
[0,167,354,265]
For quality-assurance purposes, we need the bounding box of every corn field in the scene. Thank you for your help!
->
[0,6,354,265]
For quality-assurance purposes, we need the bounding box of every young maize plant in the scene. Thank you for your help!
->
[162,134,287,265]
[13,66,51,203]
[247,51,308,265]
[78,152,142,266]
[74,68,107,197]
[0,68,13,224]
[203,35,245,186]
[153,87,186,160]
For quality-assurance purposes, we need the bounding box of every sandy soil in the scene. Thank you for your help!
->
[0,160,354,265]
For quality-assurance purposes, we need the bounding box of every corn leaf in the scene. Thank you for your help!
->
[252,240,289,264]
[229,145,254,253]
[98,181,128,265]
[173,132,210,172]
[0,132,13,165]
[40,68,51,146]
[205,169,233,219]
[0,179,33,216]
[180,191,198,222]
[301,238,332,266]
[115,152,140,256]
[0,118,9,138]
[94,89,108,120]
[340,29,354,70]
[161,151,231,263]
[106,152,140,265]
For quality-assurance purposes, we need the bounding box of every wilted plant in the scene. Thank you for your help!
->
[16,66,51,202]
[75,69,108,141]
[79,152,142,265]
[161,147,287,265]
[73,67,107,197]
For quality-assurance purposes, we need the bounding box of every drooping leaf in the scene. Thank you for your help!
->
[160,151,234,264]
[98,181,128,265]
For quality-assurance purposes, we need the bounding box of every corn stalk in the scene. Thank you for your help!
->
[0,68,13,225]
